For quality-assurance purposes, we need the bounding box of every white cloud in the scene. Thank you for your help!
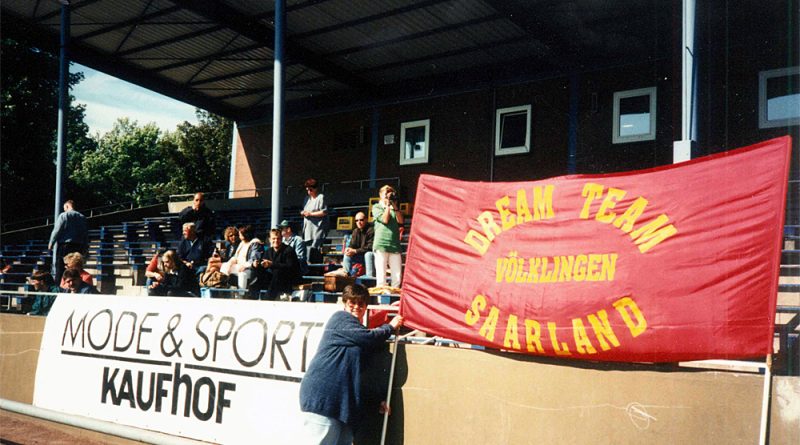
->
[72,64,199,135]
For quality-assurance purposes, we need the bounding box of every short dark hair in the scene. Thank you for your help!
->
[269,228,282,238]
[238,224,255,241]
[62,268,81,282]
[30,270,54,286]
[342,284,370,305]
[304,178,318,189]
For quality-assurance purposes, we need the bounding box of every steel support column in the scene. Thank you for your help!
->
[53,1,70,275]
[674,0,697,163]
[270,0,285,227]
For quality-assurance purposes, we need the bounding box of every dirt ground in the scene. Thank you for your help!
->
[0,410,146,445]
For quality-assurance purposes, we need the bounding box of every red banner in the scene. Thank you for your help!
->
[401,137,792,362]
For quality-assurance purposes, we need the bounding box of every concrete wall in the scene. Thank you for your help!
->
[3,313,798,444]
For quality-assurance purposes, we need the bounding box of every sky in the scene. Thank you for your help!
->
[72,63,199,136]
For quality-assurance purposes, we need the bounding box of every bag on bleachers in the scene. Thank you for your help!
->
[200,269,229,288]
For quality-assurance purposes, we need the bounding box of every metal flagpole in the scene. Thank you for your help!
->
[380,333,401,445]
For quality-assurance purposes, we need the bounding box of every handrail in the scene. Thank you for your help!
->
[1,198,168,233]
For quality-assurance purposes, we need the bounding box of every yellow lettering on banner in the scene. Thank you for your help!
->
[540,257,553,283]
[464,230,491,256]
[613,197,648,232]
[572,318,598,354]
[532,185,555,220]
[596,187,627,223]
[558,256,574,281]
[580,183,605,219]
[586,254,602,281]
[630,214,678,253]
[524,319,544,353]
[464,294,487,326]
[504,314,521,350]
[478,211,502,241]
[516,188,533,224]
[587,310,620,351]
[547,322,571,356]
[613,297,647,337]
[527,258,540,283]
[496,195,515,231]
[601,254,618,281]
[479,306,500,341]
[573,255,587,281]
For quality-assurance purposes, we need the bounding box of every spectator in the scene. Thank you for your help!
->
[299,284,403,444]
[220,226,239,262]
[177,222,212,276]
[300,178,328,263]
[27,271,59,316]
[342,211,375,277]
[146,250,197,297]
[59,252,94,289]
[179,192,216,241]
[48,200,88,282]
[372,185,404,288]
[255,228,302,300]
[220,225,263,295]
[60,268,99,294]
[280,219,308,275]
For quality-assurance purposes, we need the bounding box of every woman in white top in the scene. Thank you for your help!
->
[220,225,262,294]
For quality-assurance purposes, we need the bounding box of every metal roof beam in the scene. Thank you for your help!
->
[72,5,181,43]
[188,65,271,87]
[115,24,226,57]
[152,42,264,73]
[35,0,101,23]
[169,0,374,92]
[328,13,502,57]
[291,0,452,40]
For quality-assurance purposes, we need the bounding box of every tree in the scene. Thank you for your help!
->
[71,118,172,205]
[161,110,233,194]
[1,35,94,223]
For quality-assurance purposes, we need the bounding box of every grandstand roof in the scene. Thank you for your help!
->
[1,0,670,123]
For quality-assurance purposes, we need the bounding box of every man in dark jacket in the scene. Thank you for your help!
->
[179,192,216,241]
[48,200,88,281]
[60,268,99,294]
[342,212,375,277]
[177,222,211,276]
[255,228,302,300]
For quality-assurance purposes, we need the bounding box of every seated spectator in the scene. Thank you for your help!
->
[27,271,59,316]
[60,268,99,294]
[59,252,94,289]
[254,228,301,300]
[177,222,212,276]
[342,212,375,277]
[220,225,263,295]
[220,226,239,262]
[280,220,308,275]
[146,250,197,297]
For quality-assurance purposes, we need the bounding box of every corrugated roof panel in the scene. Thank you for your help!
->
[205,71,274,90]
[426,0,497,23]
[132,29,242,60]
[221,0,274,17]
[373,49,493,83]
[455,19,527,43]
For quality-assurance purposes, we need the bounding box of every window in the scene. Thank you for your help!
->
[399,119,430,165]
[759,67,800,128]
[494,105,531,156]
[613,87,656,144]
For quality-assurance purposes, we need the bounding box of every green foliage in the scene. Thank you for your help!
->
[161,110,233,194]
[1,36,93,221]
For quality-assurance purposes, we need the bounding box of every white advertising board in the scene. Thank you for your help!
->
[33,294,340,444]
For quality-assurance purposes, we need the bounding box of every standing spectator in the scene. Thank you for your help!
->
[177,222,212,276]
[59,252,94,289]
[372,185,404,288]
[342,211,375,277]
[256,228,302,300]
[179,192,216,241]
[220,226,240,262]
[49,200,88,282]
[60,268,99,294]
[300,178,328,263]
[27,271,59,316]
[280,220,308,275]
[299,284,403,444]
[146,250,197,297]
